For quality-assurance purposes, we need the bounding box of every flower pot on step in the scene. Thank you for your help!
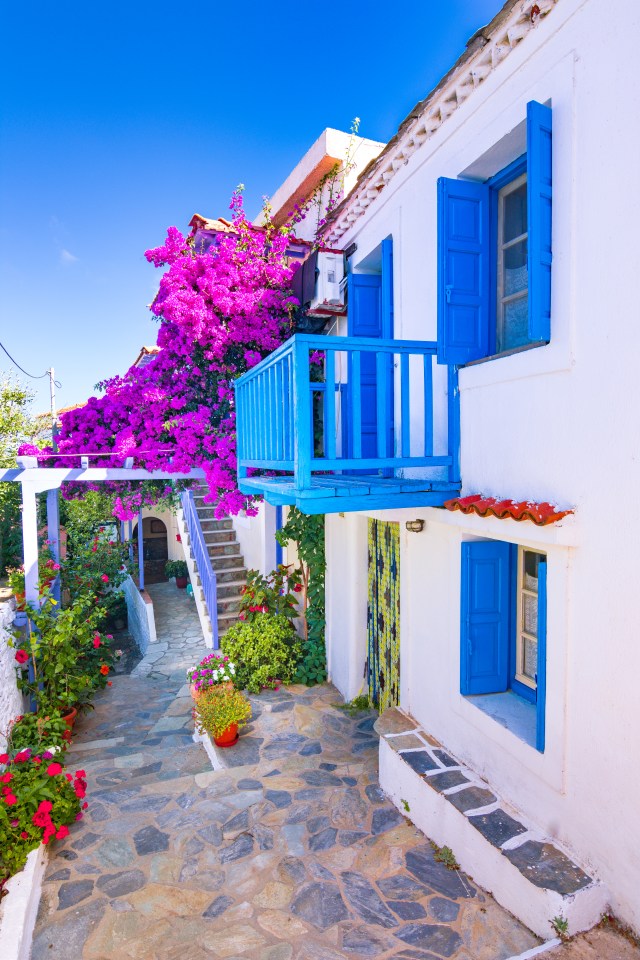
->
[176,576,188,589]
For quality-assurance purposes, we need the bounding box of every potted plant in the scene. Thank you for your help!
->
[193,687,251,748]
[187,653,236,699]
[165,559,189,589]
[12,594,117,724]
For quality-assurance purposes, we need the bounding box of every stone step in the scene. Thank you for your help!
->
[199,566,246,585]
[217,611,241,635]
[216,596,241,615]
[202,529,236,545]
[198,517,233,531]
[375,708,608,940]
[207,542,241,559]
[216,579,246,600]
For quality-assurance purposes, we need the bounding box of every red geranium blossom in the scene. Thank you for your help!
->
[46,762,63,776]
[15,649,29,664]
[100,664,109,675]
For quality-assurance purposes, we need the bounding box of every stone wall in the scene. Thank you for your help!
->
[0,594,23,751]
[122,576,156,655]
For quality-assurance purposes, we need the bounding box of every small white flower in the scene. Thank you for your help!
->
[229,664,235,675]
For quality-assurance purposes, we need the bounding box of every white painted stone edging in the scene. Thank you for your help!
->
[0,845,47,960]
[193,729,225,771]
[379,739,609,939]
[176,507,213,649]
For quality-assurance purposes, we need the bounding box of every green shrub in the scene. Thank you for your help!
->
[165,559,188,579]
[8,711,69,755]
[221,614,301,693]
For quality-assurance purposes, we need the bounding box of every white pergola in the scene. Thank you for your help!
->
[0,457,206,607]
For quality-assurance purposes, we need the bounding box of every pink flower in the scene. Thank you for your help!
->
[46,762,63,777]
[100,574,109,583]
[56,825,69,839]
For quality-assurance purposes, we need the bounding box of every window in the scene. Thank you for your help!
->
[460,540,547,752]
[437,100,552,365]
[497,173,528,352]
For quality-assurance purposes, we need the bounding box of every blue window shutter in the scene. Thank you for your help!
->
[437,177,491,365]
[527,100,552,343]
[535,557,548,752]
[461,541,512,695]
[347,273,382,338]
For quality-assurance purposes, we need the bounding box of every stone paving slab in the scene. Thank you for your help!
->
[32,596,541,960]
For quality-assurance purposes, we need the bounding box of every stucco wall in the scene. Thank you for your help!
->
[0,598,23,752]
[122,577,156,654]
[322,0,640,933]
[233,503,278,576]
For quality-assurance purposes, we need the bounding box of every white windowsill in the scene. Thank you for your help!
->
[466,690,537,750]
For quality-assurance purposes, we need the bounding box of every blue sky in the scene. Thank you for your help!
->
[0,0,501,415]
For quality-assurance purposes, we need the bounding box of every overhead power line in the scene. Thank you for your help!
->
[0,340,62,388]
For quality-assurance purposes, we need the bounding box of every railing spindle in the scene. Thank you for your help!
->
[351,351,362,460]
[401,353,410,458]
[325,348,336,461]
[423,353,434,458]
[376,351,387,458]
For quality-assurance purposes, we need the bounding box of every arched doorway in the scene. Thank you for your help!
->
[132,517,169,584]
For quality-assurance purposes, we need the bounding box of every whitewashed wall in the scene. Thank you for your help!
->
[0,598,23,751]
[233,503,277,576]
[324,0,640,934]
[122,576,156,653]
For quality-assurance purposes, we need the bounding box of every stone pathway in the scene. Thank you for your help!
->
[131,581,209,682]
[32,596,541,960]
[546,927,640,959]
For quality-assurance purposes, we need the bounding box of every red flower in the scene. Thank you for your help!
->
[1,773,12,783]
[92,637,101,648]
[46,762,63,776]
[293,584,303,593]
[14,750,30,763]
[100,664,109,676]
[100,574,109,583]
[20,831,28,840]
[56,825,69,839]
[4,794,17,805]
[75,770,86,778]
[82,802,88,809]
[37,801,53,813]
[15,649,29,664]
[0,753,8,764]
[107,681,112,686]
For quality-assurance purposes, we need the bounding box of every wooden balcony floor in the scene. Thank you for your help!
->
[239,474,461,514]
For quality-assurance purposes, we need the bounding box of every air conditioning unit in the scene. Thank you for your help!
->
[312,252,344,308]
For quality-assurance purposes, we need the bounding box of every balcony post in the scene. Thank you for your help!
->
[293,337,312,492]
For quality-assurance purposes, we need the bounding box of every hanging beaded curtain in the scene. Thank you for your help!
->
[367,519,400,711]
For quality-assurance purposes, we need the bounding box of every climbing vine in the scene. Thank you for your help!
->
[275,508,326,685]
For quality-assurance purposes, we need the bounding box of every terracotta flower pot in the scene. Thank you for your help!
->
[189,683,200,700]
[213,723,239,747]
[61,707,77,730]
[176,576,188,589]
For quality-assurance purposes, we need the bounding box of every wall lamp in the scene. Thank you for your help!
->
[405,519,425,533]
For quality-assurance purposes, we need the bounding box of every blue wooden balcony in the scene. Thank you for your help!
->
[234,334,460,514]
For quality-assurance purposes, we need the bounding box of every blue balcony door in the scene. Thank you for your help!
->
[346,237,395,474]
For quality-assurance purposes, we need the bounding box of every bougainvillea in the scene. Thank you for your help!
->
[33,190,299,519]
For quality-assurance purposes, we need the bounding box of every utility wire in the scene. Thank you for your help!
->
[0,340,62,387]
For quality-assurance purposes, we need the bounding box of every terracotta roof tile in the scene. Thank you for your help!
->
[443,495,572,526]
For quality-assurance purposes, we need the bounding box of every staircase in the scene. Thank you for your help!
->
[176,488,248,648]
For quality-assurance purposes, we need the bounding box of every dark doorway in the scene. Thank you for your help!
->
[132,517,169,584]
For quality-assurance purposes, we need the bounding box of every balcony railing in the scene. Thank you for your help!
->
[234,334,460,512]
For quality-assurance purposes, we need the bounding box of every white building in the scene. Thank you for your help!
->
[235,0,640,940]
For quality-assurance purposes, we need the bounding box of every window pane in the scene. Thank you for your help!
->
[503,181,527,243]
[501,295,529,350]
[522,636,537,682]
[523,594,538,635]
[523,551,539,592]
[504,239,528,296]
